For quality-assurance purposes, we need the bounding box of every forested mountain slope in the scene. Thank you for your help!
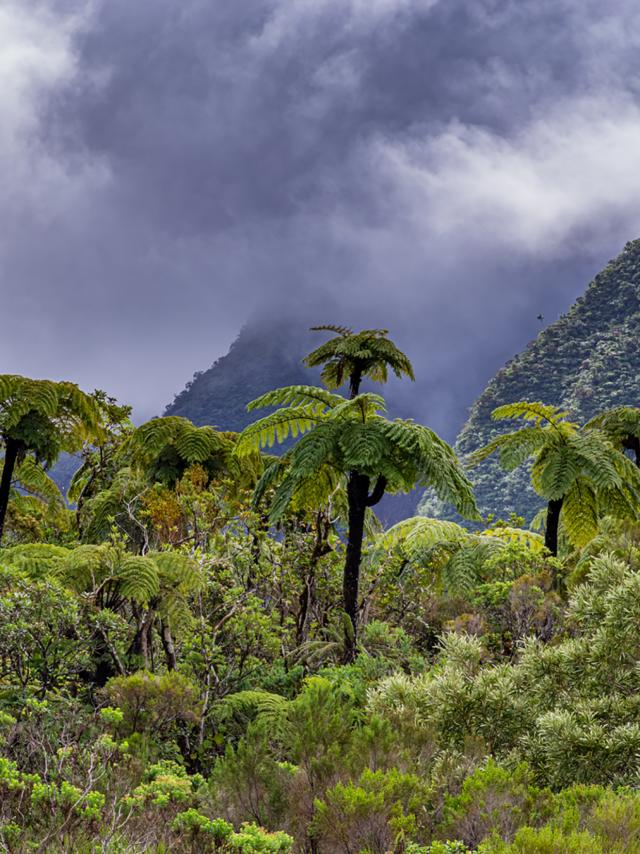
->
[421,239,640,524]
[165,322,316,430]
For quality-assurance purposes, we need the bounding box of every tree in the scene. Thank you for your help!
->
[121,415,264,495]
[59,542,202,677]
[0,376,102,542]
[67,393,133,531]
[238,385,478,660]
[121,416,238,487]
[303,326,415,398]
[586,406,640,467]
[470,402,640,557]
[377,516,545,595]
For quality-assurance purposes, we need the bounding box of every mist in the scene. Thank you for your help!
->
[3,0,640,429]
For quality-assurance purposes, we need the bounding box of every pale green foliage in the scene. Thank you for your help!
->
[377,517,544,594]
[61,544,161,604]
[78,466,147,542]
[238,386,479,523]
[370,553,640,787]
[0,376,103,530]
[33,543,202,618]
[122,415,263,490]
[471,402,640,548]
[12,457,62,505]
[0,375,102,452]
[127,416,230,464]
[0,543,70,579]
[219,690,291,735]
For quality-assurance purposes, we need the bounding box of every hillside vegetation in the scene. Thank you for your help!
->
[421,239,640,524]
[2,325,640,852]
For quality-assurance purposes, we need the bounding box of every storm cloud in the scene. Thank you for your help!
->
[4,0,640,430]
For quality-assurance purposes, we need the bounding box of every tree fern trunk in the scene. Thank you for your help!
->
[159,619,177,671]
[349,368,363,399]
[343,473,369,662]
[129,608,155,669]
[545,497,563,557]
[0,437,20,542]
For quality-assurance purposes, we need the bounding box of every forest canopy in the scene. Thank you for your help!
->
[1,324,640,853]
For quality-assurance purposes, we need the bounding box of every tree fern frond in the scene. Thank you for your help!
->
[330,393,387,422]
[14,457,63,504]
[237,405,324,453]
[309,324,353,336]
[492,401,572,427]
[443,541,498,594]
[481,525,545,552]
[377,517,469,566]
[218,690,290,734]
[562,478,599,548]
[118,556,160,604]
[0,543,70,579]
[247,385,343,412]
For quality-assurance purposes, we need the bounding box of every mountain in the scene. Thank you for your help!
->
[420,239,640,524]
[165,321,317,430]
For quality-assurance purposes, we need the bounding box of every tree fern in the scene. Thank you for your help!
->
[304,326,415,397]
[472,401,640,556]
[0,375,103,540]
[236,405,323,453]
[13,457,63,505]
[0,543,70,579]
[60,544,161,606]
[377,516,542,595]
[123,416,240,487]
[241,383,478,657]
[247,384,342,412]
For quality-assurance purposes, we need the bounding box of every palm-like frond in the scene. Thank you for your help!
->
[561,478,599,548]
[0,376,102,443]
[247,385,343,412]
[243,387,479,523]
[0,543,70,579]
[492,401,572,427]
[237,405,326,454]
[586,406,640,442]
[61,544,161,605]
[303,327,415,391]
[378,517,469,563]
[13,457,63,504]
[475,400,640,552]
[375,516,543,594]
[153,551,204,628]
[482,525,545,552]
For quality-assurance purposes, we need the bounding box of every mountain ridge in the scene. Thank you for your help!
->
[421,238,640,523]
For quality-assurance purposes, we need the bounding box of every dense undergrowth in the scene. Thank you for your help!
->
[2,328,640,852]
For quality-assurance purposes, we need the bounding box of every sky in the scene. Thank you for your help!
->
[4,0,640,427]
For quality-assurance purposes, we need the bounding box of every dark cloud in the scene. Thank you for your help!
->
[3,0,640,428]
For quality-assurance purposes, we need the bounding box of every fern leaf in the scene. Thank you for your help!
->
[237,405,324,453]
[247,385,343,412]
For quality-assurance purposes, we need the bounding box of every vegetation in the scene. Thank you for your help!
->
[3,309,640,850]
[432,239,640,524]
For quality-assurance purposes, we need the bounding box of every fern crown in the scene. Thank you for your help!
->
[238,384,479,523]
[471,401,640,547]
[304,326,415,392]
